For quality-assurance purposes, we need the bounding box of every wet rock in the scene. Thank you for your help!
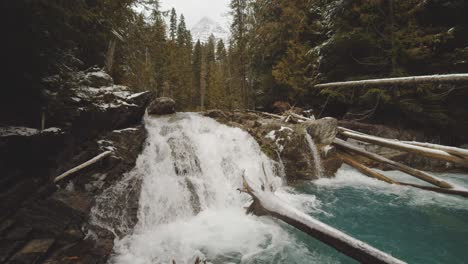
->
[303,117,338,145]
[204,110,343,182]
[147,97,176,115]
[80,70,113,88]
[0,68,151,264]
[8,239,55,264]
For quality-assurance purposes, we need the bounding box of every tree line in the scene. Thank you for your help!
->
[3,0,468,142]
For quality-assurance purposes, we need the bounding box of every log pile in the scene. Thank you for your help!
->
[249,109,468,197]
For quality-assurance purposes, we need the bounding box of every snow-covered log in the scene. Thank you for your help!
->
[401,141,468,159]
[315,74,468,88]
[333,138,453,189]
[338,152,396,184]
[54,151,112,183]
[340,131,468,168]
[241,176,406,264]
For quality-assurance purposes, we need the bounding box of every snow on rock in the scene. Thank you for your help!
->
[127,91,150,100]
[0,127,40,137]
[113,127,139,134]
[98,140,116,152]
[82,71,114,88]
[42,127,63,134]
[265,127,294,153]
[0,126,63,138]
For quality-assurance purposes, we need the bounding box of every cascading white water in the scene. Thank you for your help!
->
[95,113,327,264]
[304,131,324,178]
[90,113,468,264]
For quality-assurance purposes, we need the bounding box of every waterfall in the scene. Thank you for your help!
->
[304,130,324,178]
[94,113,324,264]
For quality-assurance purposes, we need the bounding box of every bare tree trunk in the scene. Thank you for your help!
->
[388,0,397,74]
[105,39,116,73]
[54,151,112,183]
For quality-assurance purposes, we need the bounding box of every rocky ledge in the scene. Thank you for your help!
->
[0,69,153,264]
[203,110,343,183]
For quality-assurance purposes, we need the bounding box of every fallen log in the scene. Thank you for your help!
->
[54,151,112,183]
[396,182,468,198]
[338,127,468,167]
[241,176,406,264]
[339,131,468,168]
[333,138,453,189]
[401,141,468,159]
[338,151,468,198]
[315,74,468,89]
[337,152,396,184]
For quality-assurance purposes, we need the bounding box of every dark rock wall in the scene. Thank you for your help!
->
[0,71,152,264]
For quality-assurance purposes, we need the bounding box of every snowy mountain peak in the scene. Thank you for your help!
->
[191,16,229,44]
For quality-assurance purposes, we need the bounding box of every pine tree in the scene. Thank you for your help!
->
[216,40,227,62]
[192,40,203,108]
[230,0,250,108]
[177,15,188,47]
[170,8,177,42]
[205,35,216,108]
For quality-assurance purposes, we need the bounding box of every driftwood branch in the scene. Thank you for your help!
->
[241,176,406,264]
[339,130,468,168]
[315,74,468,88]
[333,138,452,189]
[54,151,112,183]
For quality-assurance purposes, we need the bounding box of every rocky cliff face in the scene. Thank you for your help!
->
[0,69,153,264]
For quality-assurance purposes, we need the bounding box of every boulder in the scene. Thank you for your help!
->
[147,97,176,115]
[82,71,114,88]
[303,117,338,145]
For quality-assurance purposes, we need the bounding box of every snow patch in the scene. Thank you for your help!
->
[0,126,39,137]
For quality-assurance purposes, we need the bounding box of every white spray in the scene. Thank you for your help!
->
[304,130,324,178]
[92,113,328,264]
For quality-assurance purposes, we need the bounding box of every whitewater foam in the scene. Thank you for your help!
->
[96,113,323,264]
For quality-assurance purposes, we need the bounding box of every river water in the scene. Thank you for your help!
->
[94,113,468,264]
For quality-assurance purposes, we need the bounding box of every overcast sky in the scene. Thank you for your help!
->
[160,0,231,28]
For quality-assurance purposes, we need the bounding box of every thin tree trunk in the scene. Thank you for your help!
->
[54,151,112,183]
[105,39,116,73]
[388,0,397,74]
